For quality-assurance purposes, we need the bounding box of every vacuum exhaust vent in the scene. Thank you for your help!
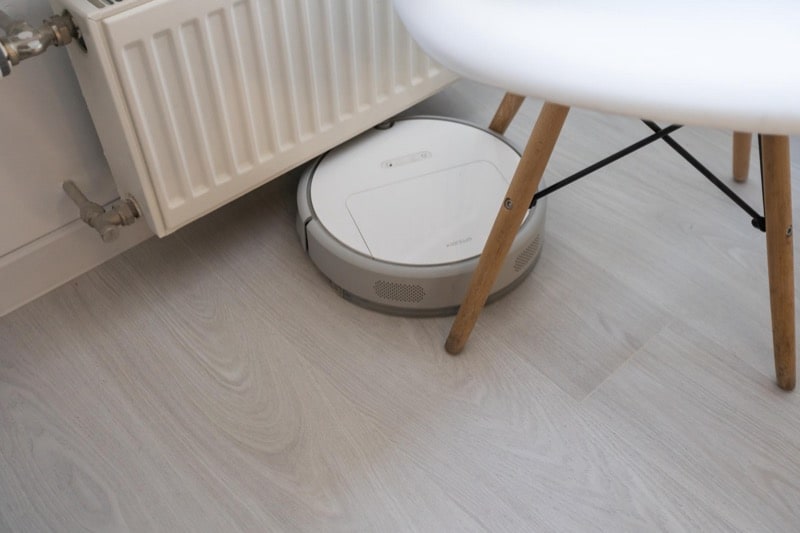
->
[374,280,426,303]
[514,235,542,272]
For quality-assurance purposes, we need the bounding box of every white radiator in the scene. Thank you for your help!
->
[52,0,456,236]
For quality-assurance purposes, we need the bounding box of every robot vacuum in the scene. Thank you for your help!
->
[296,116,546,316]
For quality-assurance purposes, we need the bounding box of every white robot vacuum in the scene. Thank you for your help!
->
[296,116,546,316]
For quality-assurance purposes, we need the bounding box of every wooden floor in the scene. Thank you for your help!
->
[2,81,800,531]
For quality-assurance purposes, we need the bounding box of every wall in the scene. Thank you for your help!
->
[0,0,151,315]
[0,0,119,256]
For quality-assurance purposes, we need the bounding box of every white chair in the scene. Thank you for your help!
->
[392,0,800,390]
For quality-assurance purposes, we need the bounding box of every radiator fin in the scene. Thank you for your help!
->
[88,0,126,7]
[153,30,211,199]
[105,0,453,232]
[120,40,186,207]
[179,19,231,188]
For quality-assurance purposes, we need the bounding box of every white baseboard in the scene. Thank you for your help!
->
[0,212,152,317]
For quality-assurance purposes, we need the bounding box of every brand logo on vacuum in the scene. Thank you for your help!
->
[446,237,473,248]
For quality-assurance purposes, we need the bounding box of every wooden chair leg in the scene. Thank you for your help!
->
[733,131,752,183]
[761,134,796,390]
[489,93,526,134]
[446,102,569,354]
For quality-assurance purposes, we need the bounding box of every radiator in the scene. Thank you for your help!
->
[51,0,456,236]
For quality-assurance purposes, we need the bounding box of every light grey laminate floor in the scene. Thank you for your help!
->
[2,81,800,531]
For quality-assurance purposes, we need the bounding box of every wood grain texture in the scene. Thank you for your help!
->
[733,131,753,182]
[762,135,796,390]
[488,92,526,134]
[446,103,569,354]
[2,80,800,531]
[582,320,800,532]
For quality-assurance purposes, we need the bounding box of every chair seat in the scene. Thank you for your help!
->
[393,0,800,134]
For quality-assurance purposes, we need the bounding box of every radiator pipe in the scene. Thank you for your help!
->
[0,9,76,77]
[63,181,140,243]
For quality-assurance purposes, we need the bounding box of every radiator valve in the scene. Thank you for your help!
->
[0,9,77,77]
[63,181,140,242]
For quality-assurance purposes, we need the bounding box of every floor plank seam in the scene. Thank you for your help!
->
[580,318,679,404]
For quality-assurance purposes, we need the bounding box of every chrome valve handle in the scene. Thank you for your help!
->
[0,9,76,77]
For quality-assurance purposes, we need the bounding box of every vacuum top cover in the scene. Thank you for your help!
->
[309,118,521,265]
